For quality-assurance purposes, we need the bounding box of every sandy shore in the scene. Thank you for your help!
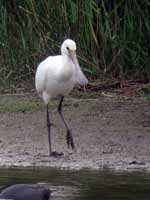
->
[0,94,150,171]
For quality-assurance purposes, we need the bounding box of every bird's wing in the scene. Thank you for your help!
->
[35,55,62,95]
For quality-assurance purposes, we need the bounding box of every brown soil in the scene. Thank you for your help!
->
[0,92,150,171]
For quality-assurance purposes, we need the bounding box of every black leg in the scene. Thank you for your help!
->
[58,96,75,149]
[46,104,63,157]
[46,104,52,156]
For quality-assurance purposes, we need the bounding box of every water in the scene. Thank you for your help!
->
[0,168,150,200]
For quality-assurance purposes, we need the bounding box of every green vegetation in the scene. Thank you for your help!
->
[0,0,150,88]
[0,95,84,112]
[0,96,43,112]
[138,84,150,100]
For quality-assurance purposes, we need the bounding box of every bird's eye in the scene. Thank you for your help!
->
[66,46,69,51]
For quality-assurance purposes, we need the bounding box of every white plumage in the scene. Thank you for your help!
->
[35,39,88,157]
[35,39,88,104]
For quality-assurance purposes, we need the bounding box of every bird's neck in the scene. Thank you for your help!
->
[60,54,74,81]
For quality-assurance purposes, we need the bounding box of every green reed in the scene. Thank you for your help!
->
[0,0,149,89]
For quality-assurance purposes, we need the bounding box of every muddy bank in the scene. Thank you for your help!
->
[0,94,150,171]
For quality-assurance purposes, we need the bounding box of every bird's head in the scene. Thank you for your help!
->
[61,39,88,86]
[61,39,76,56]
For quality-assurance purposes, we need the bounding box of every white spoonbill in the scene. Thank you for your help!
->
[35,39,88,157]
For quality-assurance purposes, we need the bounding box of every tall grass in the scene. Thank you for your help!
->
[0,0,149,88]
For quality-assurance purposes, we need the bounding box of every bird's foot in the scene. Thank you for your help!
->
[50,151,64,158]
[66,129,75,149]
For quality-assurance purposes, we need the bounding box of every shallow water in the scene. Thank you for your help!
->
[0,168,150,200]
